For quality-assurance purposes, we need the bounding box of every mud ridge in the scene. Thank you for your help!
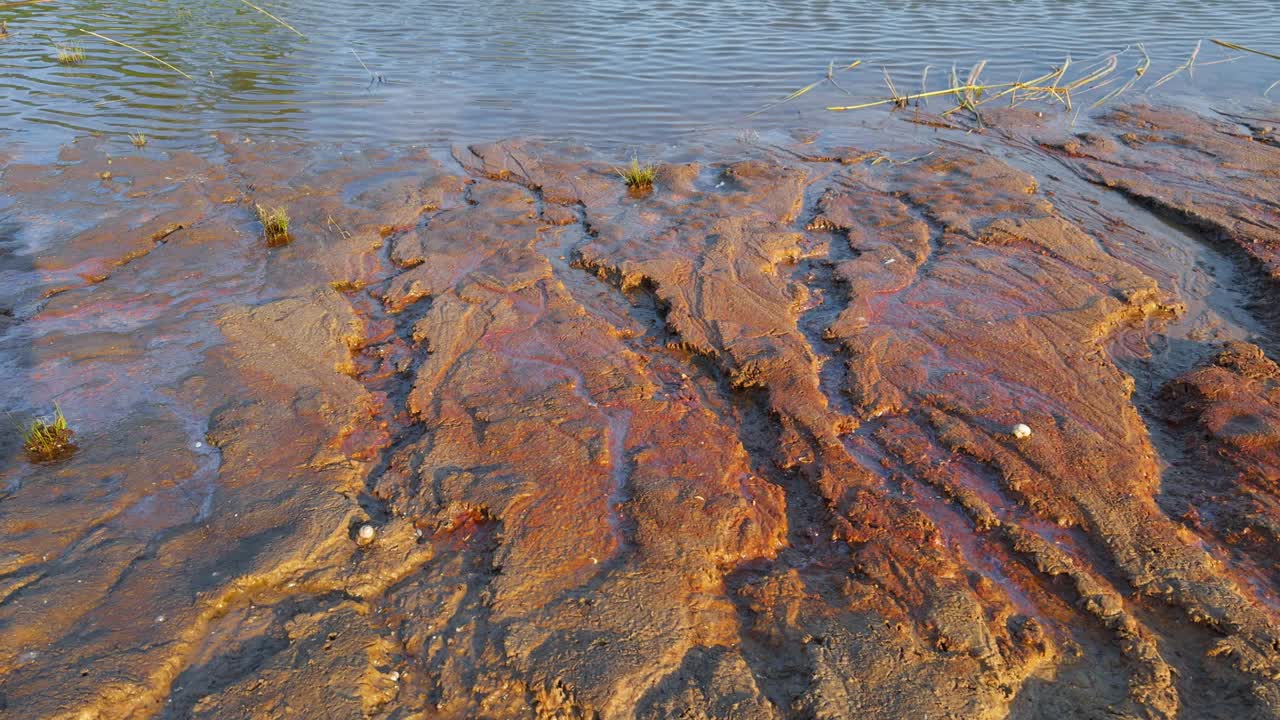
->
[4,114,1280,718]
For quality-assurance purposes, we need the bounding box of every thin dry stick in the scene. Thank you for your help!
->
[750,59,860,116]
[1050,52,1121,110]
[1052,56,1070,87]
[963,60,988,109]
[827,60,853,95]
[1065,52,1118,91]
[78,29,193,80]
[1093,44,1150,108]
[351,48,378,80]
[746,78,821,117]
[882,66,906,107]
[237,0,305,37]
[959,67,1058,113]
[1083,75,1121,93]
[828,46,1145,116]
[1211,39,1280,61]
[828,82,1021,112]
[1041,56,1073,108]
[1008,71,1024,106]
[948,64,966,111]
[1196,56,1244,67]
[1211,39,1280,96]
[944,59,1035,116]
[325,214,351,239]
[1150,40,1201,90]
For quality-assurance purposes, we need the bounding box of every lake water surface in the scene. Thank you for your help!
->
[1,0,1278,151]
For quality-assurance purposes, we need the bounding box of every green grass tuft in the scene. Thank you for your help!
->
[22,404,75,462]
[615,158,657,192]
[55,43,85,66]
[255,204,291,246]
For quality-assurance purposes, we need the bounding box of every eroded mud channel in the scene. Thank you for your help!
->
[2,105,1279,719]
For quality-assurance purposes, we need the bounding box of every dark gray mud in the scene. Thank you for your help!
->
[2,104,1280,719]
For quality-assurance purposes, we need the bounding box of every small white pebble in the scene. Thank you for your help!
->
[358,524,376,543]
[155,615,166,623]
[389,671,400,682]
[1011,423,1032,439]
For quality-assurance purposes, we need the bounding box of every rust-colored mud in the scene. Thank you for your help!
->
[2,107,1280,719]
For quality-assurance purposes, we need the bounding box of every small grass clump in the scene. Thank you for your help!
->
[55,43,85,65]
[615,158,657,193]
[255,203,291,246]
[129,132,147,148]
[21,404,75,462]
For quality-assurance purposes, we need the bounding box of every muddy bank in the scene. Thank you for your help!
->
[1,104,1280,719]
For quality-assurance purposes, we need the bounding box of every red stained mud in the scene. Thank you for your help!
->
[2,107,1280,719]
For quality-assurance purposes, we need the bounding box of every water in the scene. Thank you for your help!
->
[0,0,1278,151]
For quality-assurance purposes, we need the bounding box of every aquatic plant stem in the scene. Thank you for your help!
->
[1211,39,1280,62]
[79,29,193,80]
[749,59,860,116]
[237,0,306,38]
[1150,40,1201,90]
[827,82,1019,111]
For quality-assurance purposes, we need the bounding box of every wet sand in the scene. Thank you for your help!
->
[1,105,1280,719]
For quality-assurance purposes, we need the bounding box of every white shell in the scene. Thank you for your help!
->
[357,524,376,542]
[1011,423,1032,439]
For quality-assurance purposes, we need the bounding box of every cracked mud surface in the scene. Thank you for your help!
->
[2,105,1280,719]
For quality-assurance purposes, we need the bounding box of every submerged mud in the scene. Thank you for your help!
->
[2,105,1280,719]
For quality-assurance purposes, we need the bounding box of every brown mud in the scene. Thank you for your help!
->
[1,104,1280,719]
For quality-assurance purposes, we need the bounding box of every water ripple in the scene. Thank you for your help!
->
[0,0,1277,150]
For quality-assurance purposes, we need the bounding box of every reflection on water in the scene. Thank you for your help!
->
[0,0,1278,150]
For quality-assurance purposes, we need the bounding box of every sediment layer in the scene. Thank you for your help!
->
[1,105,1279,719]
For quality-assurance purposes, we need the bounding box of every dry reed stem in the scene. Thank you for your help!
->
[1093,45,1150,108]
[825,41,1262,118]
[1211,39,1280,62]
[831,44,1154,117]
[237,0,305,38]
[1150,40,1201,90]
[79,29,193,80]
[750,59,860,116]
[829,82,1021,111]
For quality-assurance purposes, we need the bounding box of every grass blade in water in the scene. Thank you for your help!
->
[79,29,193,80]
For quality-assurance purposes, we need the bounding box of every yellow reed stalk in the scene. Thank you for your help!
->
[882,67,906,107]
[828,81,1021,112]
[237,0,305,37]
[1211,39,1280,62]
[751,58,860,116]
[79,29,193,80]
[1065,53,1118,91]
[1093,44,1151,108]
[1150,40,1201,90]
